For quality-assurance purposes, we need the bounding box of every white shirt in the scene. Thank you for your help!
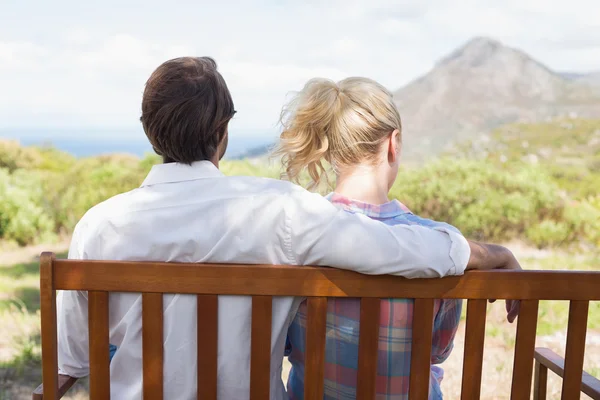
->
[57,161,470,400]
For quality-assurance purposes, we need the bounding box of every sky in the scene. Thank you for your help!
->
[1,0,600,139]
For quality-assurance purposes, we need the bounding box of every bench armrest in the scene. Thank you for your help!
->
[32,375,79,400]
[534,347,600,400]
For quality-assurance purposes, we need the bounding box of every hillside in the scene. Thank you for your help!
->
[394,37,600,159]
[447,118,600,199]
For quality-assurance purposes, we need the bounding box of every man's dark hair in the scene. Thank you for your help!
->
[140,57,235,164]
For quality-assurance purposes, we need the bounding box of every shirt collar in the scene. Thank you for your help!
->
[141,161,224,187]
[325,192,412,218]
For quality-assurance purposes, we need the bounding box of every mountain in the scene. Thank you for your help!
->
[394,37,600,159]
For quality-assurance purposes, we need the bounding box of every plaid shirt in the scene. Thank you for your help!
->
[286,193,463,400]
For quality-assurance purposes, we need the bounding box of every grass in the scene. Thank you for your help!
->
[0,251,91,400]
[0,254,45,400]
[0,253,67,312]
[0,247,598,399]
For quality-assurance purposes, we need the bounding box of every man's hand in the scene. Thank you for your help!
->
[467,241,522,323]
[498,249,521,323]
[466,241,521,271]
[505,299,520,323]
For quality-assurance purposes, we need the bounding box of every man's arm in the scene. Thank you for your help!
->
[466,240,522,322]
[56,222,91,378]
[284,190,469,278]
[57,290,91,377]
[466,241,522,272]
[284,189,520,278]
[399,215,520,273]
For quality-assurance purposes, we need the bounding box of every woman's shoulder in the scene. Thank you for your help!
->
[391,205,463,235]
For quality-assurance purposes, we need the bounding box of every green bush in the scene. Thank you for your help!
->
[45,155,149,232]
[0,139,597,249]
[0,169,55,245]
[525,220,571,248]
[562,197,600,247]
[389,159,564,242]
[448,118,600,201]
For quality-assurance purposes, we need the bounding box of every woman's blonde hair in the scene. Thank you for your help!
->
[274,77,402,187]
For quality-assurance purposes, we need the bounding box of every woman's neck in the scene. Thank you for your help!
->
[334,164,390,205]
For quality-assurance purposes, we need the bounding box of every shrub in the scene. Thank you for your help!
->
[46,155,148,232]
[0,140,597,249]
[389,159,564,242]
[525,220,571,248]
[0,140,75,173]
[562,197,600,247]
[0,169,55,245]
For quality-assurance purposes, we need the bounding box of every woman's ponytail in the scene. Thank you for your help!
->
[274,76,402,189]
[274,78,341,188]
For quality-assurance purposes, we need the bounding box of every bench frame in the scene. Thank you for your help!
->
[34,253,600,399]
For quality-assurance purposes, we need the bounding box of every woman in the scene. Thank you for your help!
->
[275,77,462,399]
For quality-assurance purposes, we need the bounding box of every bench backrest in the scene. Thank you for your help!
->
[39,252,600,400]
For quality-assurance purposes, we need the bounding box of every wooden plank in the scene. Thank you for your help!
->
[533,360,548,400]
[510,300,539,400]
[40,252,58,400]
[304,297,327,400]
[197,295,218,400]
[460,299,486,400]
[562,301,589,400]
[142,293,164,400]
[356,297,380,400]
[88,291,110,399]
[409,298,434,400]
[250,296,272,400]
[53,260,600,301]
[535,347,600,400]
[32,375,79,400]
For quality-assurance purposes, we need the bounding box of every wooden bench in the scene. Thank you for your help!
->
[33,252,600,399]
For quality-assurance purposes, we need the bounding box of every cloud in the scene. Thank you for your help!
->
[0,41,48,69]
[1,0,599,134]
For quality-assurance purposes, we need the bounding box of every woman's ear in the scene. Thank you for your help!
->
[387,129,400,164]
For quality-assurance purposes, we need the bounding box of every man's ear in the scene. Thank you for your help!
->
[388,129,400,164]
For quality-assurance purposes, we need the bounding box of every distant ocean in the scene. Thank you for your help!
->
[0,129,275,159]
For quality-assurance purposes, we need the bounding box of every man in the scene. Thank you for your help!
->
[57,57,520,399]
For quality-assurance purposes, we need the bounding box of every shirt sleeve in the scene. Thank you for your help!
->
[404,215,463,236]
[431,299,463,364]
[57,221,91,378]
[283,189,470,278]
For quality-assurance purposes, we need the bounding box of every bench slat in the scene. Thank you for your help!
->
[511,300,539,400]
[142,293,164,400]
[250,296,272,400]
[461,299,486,400]
[40,252,59,400]
[197,294,218,400]
[357,297,381,400]
[409,298,434,400]
[305,297,327,400]
[562,300,589,400]
[89,291,110,399]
